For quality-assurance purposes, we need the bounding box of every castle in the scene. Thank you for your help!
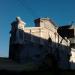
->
[9,17,75,70]
[0,17,75,71]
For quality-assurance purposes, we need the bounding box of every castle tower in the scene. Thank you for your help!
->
[9,17,25,62]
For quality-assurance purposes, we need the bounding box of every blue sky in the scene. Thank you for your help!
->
[0,0,75,57]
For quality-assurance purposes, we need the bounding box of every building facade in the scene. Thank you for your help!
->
[9,17,71,70]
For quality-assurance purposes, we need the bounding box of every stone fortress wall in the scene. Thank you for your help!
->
[9,17,74,70]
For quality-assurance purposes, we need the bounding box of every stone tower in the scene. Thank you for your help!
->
[9,17,25,62]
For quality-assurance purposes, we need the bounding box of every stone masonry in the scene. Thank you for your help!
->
[9,17,71,70]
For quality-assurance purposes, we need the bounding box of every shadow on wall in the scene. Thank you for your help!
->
[9,29,71,71]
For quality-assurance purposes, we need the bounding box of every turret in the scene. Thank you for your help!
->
[9,17,26,61]
[10,17,26,44]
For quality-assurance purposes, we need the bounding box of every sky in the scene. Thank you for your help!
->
[0,0,75,57]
